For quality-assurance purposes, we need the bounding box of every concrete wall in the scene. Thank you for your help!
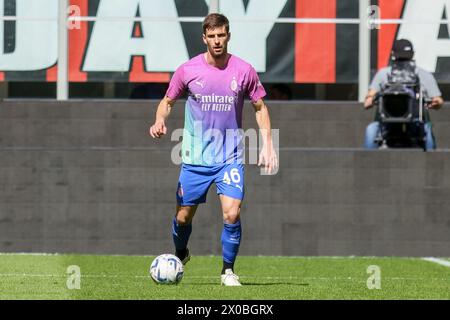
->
[1,100,450,256]
[1,100,450,149]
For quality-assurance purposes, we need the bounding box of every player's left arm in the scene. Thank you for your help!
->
[252,98,278,174]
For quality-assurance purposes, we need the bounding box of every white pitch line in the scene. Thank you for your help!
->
[422,257,450,268]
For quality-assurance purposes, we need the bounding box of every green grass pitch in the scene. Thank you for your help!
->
[0,254,448,300]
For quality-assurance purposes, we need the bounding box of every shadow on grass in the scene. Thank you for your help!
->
[182,282,310,286]
[242,282,310,286]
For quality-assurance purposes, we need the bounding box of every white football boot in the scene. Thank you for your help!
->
[221,269,242,286]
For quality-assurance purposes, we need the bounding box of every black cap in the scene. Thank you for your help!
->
[392,39,414,60]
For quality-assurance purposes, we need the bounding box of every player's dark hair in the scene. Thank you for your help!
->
[202,13,229,34]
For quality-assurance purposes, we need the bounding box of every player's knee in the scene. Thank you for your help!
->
[176,208,195,225]
[223,207,240,224]
[176,216,191,225]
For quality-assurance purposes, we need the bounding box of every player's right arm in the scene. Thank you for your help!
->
[149,96,177,139]
[149,64,186,139]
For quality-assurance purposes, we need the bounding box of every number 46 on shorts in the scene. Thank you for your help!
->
[217,164,244,200]
[223,168,241,185]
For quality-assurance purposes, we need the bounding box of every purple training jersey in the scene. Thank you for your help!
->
[166,53,266,165]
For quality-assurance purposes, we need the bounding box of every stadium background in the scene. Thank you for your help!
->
[2,0,450,100]
[0,0,450,258]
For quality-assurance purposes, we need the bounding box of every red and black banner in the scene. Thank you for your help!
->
[0,0,448,83]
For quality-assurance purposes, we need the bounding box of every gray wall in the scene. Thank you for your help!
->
[2,100,449,149]
[1,100,450,256]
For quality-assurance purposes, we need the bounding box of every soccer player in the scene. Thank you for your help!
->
[149,13,278,286]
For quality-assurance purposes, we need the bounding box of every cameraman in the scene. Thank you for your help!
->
[363,39,444,150]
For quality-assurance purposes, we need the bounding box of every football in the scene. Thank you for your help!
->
[149,254,184,284]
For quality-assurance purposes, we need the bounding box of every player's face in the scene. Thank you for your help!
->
[203,26,230,58]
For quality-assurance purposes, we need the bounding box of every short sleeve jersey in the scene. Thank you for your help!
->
[166,53,266,166]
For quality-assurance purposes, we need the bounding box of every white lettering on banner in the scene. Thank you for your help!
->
[0,0,58,71]
[397,0,450,72]
[83,0,188,72]
[210,0,288,72]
